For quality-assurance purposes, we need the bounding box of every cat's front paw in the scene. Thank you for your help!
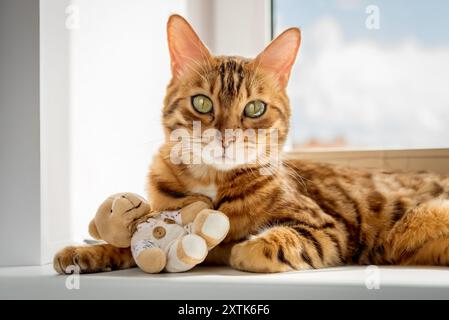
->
[229,239,292,273]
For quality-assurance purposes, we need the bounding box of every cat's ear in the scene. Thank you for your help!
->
[167,15,211,79]
[253,28,301,88]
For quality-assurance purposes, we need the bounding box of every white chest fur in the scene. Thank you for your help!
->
[191,184,217,201]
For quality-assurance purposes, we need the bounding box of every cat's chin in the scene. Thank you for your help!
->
[207,160,263,173]
[209,162,245,172]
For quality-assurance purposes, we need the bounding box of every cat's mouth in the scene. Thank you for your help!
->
[212,153,234,162]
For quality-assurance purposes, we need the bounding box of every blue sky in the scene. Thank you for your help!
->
[273,0,449,148]
[275,0,449,46]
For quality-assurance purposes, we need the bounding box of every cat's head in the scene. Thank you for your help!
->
[162,15,300,172]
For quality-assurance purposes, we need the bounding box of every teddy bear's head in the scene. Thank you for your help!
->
[88,193,151,248]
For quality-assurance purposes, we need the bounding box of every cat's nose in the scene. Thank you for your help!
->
[221,136,236,148]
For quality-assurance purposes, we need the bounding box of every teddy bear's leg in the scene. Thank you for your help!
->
[191,209,230,250]
[165,234,208,272]
[134,247,166,274]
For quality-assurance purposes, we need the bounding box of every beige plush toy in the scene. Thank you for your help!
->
[88,193,230,273]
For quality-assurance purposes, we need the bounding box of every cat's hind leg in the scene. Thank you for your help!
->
[385,199,449,266]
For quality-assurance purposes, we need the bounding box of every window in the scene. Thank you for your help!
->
[273,0,449,149]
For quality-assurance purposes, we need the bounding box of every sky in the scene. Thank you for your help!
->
[275,0,449,46]
[274,0,449,148]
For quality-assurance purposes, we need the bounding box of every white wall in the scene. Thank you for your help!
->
[0,0,41,266]
[69,0,187,242]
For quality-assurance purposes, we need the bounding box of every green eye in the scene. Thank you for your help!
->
[192,95,213,114]
[244,100,266,118]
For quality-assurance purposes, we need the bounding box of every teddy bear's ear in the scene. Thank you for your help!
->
[88,219,102,240]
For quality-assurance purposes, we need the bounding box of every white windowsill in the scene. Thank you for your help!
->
[1,265,449,299]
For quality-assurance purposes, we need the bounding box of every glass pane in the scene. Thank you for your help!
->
[273,0,449,149]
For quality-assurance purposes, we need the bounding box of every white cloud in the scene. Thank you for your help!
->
[335,0,362,10]
[288,16,449,148]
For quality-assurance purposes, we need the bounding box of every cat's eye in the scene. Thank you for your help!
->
[244,100,266,118]
[192,95,213,114]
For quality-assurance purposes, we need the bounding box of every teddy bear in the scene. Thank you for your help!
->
[88,193,230,273]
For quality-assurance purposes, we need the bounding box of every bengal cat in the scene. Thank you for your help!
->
[54,15,449,274]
